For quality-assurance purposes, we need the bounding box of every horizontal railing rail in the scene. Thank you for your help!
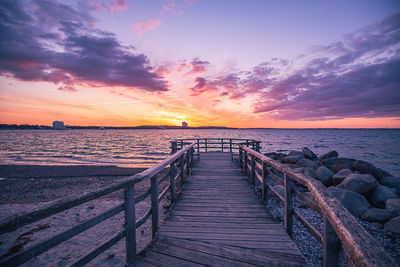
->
[0,143,196,266]
[238,145,397,267]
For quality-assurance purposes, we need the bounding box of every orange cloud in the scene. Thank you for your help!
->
[132,20,162,36]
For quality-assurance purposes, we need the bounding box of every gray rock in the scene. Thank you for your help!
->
[295,159,319,170]
[386,198,400,210]
[303,167,318,179]
[320,151,338,161]
[337,173,378,194]
[320,157,337,170]
[292,167,304,173]
[380,176,400,188]
[361,208,393,222]
[288,151,304,157]
[352,160,383,180]
[328,187,370,217]
[384,216,400,234]
[302,147,317,159]
[315,166,334,186]
[331,158,356,173]
[371,186,399,208]
[283,154,304,164]
[332,169,353,186]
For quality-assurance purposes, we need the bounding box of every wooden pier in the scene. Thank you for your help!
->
[135,152,306,266]
[0,138,397,266]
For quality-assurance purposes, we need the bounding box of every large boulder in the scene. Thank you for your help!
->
[380,176,400,188]
[295,159,319,170]
[315,166,334,186]
[303,147,317,159]
[370,185,399,208]
[331,158,356,173]
[384,216,400,234]
[361,208,393,222]
[283,154,304,164]
[387,198,400,217]
[328,187,370,217]
[303,167,318,179]
[337,173,378,194]
[332,169,353,186]
[352,160,383,180]
[320,151,338,161]
[320,157,338,170]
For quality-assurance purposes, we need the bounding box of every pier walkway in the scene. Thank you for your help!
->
[134,152,306,266]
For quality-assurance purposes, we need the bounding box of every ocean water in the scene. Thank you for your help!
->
[0,129,399,176]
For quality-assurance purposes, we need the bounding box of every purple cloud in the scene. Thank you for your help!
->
[0,0,167,92]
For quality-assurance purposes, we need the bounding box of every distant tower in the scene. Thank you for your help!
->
[53,121,66,130]
[182,121,188,128]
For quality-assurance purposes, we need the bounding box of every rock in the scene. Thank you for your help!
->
[265,152,286,161]
[371,222,383,229]
[303,167,317,179]
[315,166,334,186]
[386,198,400,210]
[384,216,400,234]
[272,185,284,198]
[302,147,317,159]
[352,160,383,180]
[331,158,356,173]
[337,173,378,194]
[295,159,319,170]
[370,185,399,208]
[292,167,304,173]
[320,151,338,161]
[328,187,370,218]
[361,208,393,222]
[332,169,353,186]
[283,154,304,164]
[380,176,400,188]
[320,157,338,170]
[288,150,303,156]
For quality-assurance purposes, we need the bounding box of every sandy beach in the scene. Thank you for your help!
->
[0,165,171,266]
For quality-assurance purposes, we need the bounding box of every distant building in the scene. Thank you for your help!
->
[182,121,188,128]
[53,121,66,130]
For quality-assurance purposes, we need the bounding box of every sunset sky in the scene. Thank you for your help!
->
[1,0,399,128]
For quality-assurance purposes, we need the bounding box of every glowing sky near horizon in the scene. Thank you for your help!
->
[1,0,400,127]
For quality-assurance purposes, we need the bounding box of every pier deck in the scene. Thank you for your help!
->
[134,152,307,266]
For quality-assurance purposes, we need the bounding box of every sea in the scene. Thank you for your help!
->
[0,129,399,176]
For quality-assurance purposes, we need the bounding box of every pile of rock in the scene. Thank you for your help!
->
[265,147,400,234]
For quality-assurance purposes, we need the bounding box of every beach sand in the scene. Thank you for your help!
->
[0,165,171,266]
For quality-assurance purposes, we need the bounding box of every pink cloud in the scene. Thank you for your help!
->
[161,0,184,16]
[109,0,127,12]
[132,20,162,36]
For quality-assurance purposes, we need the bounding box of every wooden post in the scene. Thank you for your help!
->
[262,161,268,201]
[151,175,159,239]
[323,216,340,267]
[239,148,243,168]
[284,173,293,238]
[197,139,200,160]
[180,154,185,187]
[221,139,224,152]
[244,150,248,175]
[169,163,177,202]
[251,155,256,185]
[190,147,194,168]
[171,141,177,154]
[256,142,260,152]
[124,184,136,262]
[185,151,190,175]
[230,139,233,161]
[180,139,183,149]
[205,139,208,152]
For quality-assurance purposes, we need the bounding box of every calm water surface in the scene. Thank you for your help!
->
[0,129,399,175]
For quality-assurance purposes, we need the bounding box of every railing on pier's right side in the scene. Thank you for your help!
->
[238,145,397,267]
[0,143,196,267]
[172,138,261,160]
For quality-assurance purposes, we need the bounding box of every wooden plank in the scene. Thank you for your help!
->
[160,226,285,235]
[170,210,272,218]
[162,221,281,228]
[135,249,205,267]
[157,232,292,242]
[168,216,276,223]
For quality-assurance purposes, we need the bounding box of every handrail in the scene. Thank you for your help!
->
[0,143,196,266]
[238,145,397,267]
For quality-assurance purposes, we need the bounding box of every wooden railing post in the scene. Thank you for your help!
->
[180,139,183,149]
[197,139,200,160]
[180,154,185,187]
[256,142,260,152]
[205,139,208,152]
[186,151,190,175]
[284,173,293,238]
[151,175,159,239]
[239,147,243,168]
[169,163,177,202]
[262,161,268,201]
[124,183,136,262]
[251,155,256,185]
[221,139,224,152]
[244,150,248,175]
[323,216,340,267]
[230,139,233,161]
[190,147,194,168]
[171,141,177,154]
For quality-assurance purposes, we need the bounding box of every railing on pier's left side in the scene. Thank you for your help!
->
[0,143,195,267]
[171,138,261,160]
[238,145,397,267]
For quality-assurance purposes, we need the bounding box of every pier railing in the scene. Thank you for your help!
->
[0,143,195,266]
[238,145,396,267]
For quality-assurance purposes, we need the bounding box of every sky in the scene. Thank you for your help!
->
[0,0,400,128]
